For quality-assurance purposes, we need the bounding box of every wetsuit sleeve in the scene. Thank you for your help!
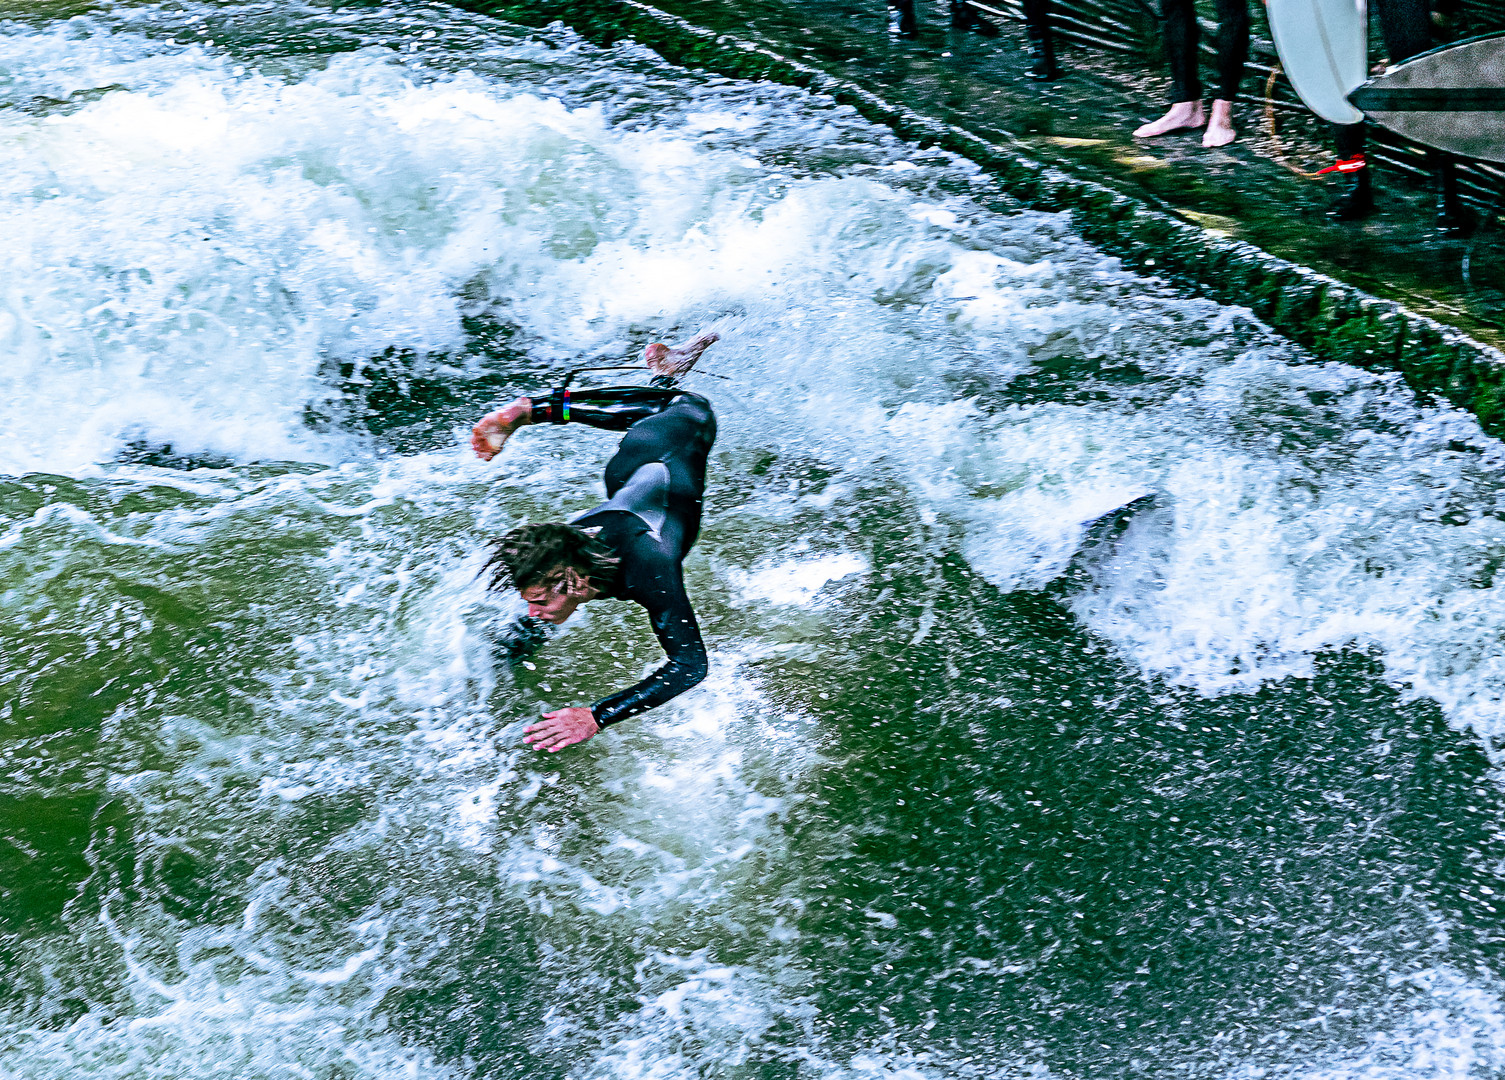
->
[591,566,708,727]
[530,386,682,432]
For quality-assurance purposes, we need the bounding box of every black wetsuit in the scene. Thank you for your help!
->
[529,385,717,727]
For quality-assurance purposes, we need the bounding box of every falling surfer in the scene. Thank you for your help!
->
[471,333,721,752]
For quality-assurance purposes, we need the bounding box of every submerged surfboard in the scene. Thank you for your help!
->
[1049,493,1162,597]
[1267,0,1367,125]
[1348,34,1505,163]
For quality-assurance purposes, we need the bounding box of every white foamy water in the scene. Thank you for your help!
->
[7,0,1505,742]
[731,550,869,606]
[1223,968,1505,1080]
[4,2,1505,1078]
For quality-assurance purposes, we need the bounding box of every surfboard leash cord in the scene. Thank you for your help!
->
[1263,63,1345,181]
[1314,155,1367,174]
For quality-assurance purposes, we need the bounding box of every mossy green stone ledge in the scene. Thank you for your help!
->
[457,0,1505,436]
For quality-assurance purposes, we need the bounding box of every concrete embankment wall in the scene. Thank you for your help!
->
[457,0,1505,437]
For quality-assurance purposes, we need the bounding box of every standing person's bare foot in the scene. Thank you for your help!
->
[1202,99,1236,147]
[645,332,720,383]
[1133,100,1205,139]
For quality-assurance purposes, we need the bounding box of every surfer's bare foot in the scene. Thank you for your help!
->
[1133,101,1204,139]
[1202,99,1236,147]
[645,332,720,381]
[471,397,532,461]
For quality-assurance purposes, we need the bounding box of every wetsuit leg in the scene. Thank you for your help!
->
[1162,0,1202,104]
[1373,0,1431,63]
[1020,0,1056,72]
[602,394,718,558]
[1213,0,1248,101]
[1329,0,1434,217]
[529,385,717,557]
[1334,119,1367,167]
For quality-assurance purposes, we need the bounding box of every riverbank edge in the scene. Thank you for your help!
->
[456,0,1505,436]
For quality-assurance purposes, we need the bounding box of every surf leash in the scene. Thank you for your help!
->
[1314,154,1367,175]
[552,361,730,403]
[556,363,645,391]
[1262,63,1339,181]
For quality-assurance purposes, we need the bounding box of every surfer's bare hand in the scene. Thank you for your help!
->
[524,707,600,752]
[472,397,532,461]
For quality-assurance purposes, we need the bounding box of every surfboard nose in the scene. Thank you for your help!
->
[1346,34,1505,164]
[1266,0,1368,125]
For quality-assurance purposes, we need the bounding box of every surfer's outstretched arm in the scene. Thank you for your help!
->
[523,570,708,752]
[471,387,683,459]
[591,565,708,726]
[531,385,687,431]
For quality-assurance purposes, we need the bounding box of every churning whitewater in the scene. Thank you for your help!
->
[4,2,1505,1078]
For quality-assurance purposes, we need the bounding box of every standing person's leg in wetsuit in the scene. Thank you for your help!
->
[472,334,720,753]
[1133,0,1248,147]
[1328,0,1467,232]
[945,0,1056,79]
[1020,0,1059,81]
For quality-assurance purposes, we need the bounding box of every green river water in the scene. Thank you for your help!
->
[3,3,1505,1077]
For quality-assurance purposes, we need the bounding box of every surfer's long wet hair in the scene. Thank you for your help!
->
[485,522,619,594]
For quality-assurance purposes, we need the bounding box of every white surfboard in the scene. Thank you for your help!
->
[1350,34,1505,163]
[1267,0,1368,125]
